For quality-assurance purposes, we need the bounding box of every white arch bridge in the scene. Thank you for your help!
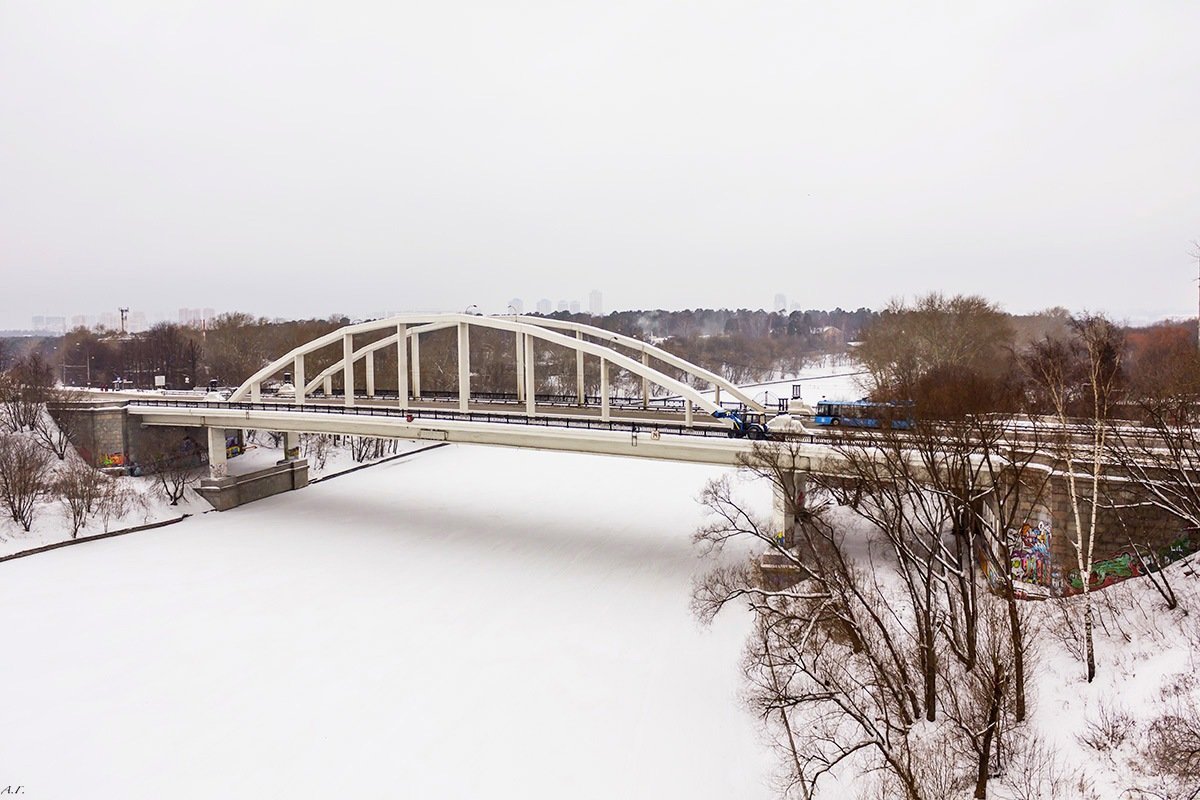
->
[125,314,839,477]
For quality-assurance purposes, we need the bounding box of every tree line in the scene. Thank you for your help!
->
[697,293,1200,799]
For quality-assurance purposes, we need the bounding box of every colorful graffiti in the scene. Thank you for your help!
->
[99,451,125,468]
[1010,520,1053,587]
[1065,534,1200,593]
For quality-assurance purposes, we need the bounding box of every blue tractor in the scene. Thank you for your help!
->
[712,408,770,440]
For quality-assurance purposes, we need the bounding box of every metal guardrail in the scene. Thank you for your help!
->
[307,389,751,414]
[125,398,807,441]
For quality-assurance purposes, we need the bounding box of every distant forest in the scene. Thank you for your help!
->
[0,307,874,394]
[0,305,1192,401]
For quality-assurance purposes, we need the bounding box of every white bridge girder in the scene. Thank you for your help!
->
[129,405,822,469]
[230,313,750,428]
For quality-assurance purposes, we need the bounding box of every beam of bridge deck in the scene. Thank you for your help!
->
[128,405,803,468]
[234,393,731,429]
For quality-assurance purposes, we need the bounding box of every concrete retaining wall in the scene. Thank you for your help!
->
[197,459,310,511]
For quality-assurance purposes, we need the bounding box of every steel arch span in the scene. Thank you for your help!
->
[228,313,756,428]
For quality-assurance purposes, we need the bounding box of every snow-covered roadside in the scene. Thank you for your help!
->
[0,419,430,558]
[695,358,870,407]
[1013,559,1200,799]
[0,413,211,558]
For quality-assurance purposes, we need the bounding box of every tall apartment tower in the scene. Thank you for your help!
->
[588,290,603,316]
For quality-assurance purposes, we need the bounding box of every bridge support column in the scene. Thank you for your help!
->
[294,354,305,406]
[366,351,375,398]
[685,401,693,428]
[600,358,610,421]
[323,376,332,398]
[714,386,721,406]
[458,322,470,413]
[396,323,408,410]
[342,333,355,407]
[576,331,585,406]
[515,332,526,402]
[251,383,261,403]
[642,351,649,410]
[771,472,807,549]
[411,333,421,399]
[283,430,302,460]
[524,334,536,416]
[207,426,228,479]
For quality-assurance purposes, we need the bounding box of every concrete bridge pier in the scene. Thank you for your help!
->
[283,430,302,461]
[761,471,810,589]
[770,472,808,550]
[198,424,310,512]
[207,426,228,479]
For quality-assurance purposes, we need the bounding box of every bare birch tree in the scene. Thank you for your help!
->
[1023,314,1124,682]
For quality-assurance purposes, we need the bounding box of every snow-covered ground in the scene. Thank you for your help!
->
[697,359,870,408]
[0,444,775,799]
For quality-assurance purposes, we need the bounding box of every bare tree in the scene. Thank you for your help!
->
[56,459,108,537]
[302,433,334,471]
[1023,314,1124,682]
[32,389,83,460]
[0,433,55,531]
[696,439,948,799]
[0,353,53,432]
[141,432,203,505]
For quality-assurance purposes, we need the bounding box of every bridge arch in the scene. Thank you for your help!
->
[229,314,739,428]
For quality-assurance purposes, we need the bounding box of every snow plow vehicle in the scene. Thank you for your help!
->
[711,408,771,440]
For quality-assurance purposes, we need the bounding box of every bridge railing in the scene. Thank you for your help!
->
[301,388,752,414]
[127,398,816,443]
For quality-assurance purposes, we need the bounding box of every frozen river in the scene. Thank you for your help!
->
[0,444,775,799]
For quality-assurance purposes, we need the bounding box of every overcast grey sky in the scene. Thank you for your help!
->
[2,1,1197,328]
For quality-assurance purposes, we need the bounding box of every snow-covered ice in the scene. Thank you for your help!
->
[0,444,775,799]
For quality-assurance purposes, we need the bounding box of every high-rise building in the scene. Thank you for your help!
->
[70,315,88,329]
[588,290,603,316]
[774,293,788,312]
[569,301,580,314]
[508,298,524,314]
[34,315,66,333]
[536,299,552,315]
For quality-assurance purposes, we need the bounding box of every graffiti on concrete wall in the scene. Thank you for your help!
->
[1066,533,1200,593]
[1067,552,1141,592]
[1010,520,1053,588]
[99,451,125,468]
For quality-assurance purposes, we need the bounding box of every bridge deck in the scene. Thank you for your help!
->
[126,399,833,469]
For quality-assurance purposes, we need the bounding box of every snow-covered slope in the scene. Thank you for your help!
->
[0,445,774,800]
